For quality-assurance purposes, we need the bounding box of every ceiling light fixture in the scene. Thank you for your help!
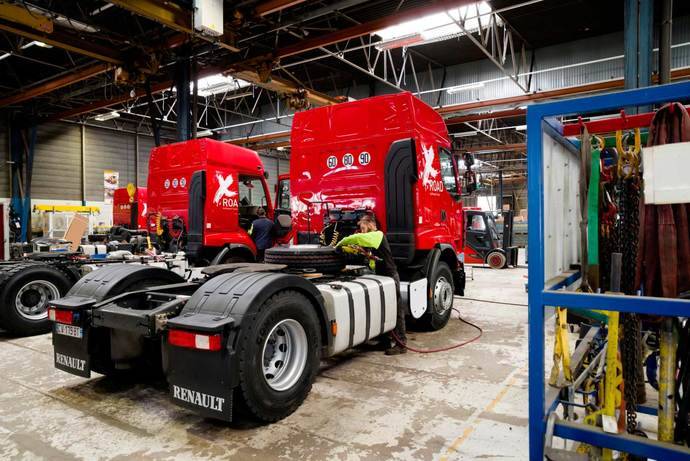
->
[196,129,214,137]
[446,82,484,94]
[94,111,120,121]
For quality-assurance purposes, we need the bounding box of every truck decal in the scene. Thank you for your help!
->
[172,384,225,412]
[421,144,442,192]
[213,173,237,207]
[55,352,86,372]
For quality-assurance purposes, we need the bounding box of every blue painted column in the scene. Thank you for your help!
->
[624,0,639,91]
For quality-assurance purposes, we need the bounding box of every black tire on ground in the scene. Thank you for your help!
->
[412,261,454,331]
[235,290,321,422]
[0,263,72,336]
[264,245,345,273]
[486,250,507,269]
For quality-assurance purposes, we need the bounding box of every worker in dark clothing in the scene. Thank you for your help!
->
[249,207,274,261]
[337,214,407,355]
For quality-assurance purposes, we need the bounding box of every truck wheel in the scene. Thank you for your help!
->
[486,250,507,269]
[414,261,453,331]
[0,263,72,336]
[236,290,321,422]
[264,245,345,273]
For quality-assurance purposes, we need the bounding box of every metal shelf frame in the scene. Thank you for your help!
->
[527,81,690,460]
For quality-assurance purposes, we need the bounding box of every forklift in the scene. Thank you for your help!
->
[463,208,519,269]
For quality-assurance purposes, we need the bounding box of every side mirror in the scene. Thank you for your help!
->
[264,171,270,180]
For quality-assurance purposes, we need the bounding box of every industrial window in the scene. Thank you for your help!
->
[276,179,290,210]
[439,147,458,195]
[468,214,486,231]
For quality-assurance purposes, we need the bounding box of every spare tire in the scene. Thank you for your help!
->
[264,245,345,273]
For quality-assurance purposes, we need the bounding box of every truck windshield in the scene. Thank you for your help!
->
[439,148,458,195]
[276,179,290,209]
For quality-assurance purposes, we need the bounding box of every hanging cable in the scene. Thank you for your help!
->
[391,308,483,353]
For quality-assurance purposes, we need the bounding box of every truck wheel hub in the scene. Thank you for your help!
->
[15,280,60,320]
[433,276,453,315]
[262,319,308,392]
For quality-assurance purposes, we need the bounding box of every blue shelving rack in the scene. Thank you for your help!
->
[527,81,690,460]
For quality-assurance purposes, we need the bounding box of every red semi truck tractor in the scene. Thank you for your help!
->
[48,93,465,424]
[112,186,148,230]
[283,91,466,329]
[146,138,288,263]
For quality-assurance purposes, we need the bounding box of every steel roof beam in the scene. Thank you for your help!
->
[275,0,477,59]
[108,0,240,52]
[0,63,111,107]
[0,20,124,64]
[255,0,307,17]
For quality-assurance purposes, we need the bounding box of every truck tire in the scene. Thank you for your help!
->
[235,290,321,422]
[264,245,345,273]
[414,261,453,331]
[486,250,507,269]
[0,263,72,336]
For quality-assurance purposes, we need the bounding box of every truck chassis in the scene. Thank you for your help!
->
[50,260,427,422]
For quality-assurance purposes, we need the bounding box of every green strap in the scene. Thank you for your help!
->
[587,148,600,265]
[336,231,384,249]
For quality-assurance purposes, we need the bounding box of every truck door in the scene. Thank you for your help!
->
[274,176,293,239]
[438,147,463,247]
[237,175,269,230]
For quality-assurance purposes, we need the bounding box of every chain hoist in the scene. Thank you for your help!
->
[615,129,644,440]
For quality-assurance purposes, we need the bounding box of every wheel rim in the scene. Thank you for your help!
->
[488,253,505,269]
[262,319,308,392]
[14,279,60,321]
[433,276,453,315]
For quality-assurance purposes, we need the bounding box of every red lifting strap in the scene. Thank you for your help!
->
[640,102,690,298]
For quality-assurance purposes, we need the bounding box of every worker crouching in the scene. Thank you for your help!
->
[337,215,407,355]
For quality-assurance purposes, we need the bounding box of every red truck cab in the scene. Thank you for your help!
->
[147,138,274,263]
[289,92,466,328]
[113,186,148,230]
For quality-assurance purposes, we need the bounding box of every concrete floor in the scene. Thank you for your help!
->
[0,263,529,460]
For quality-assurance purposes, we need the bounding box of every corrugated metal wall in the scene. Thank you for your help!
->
[33,123,82,201]
[137,135,157,188]
[85,126,136,201]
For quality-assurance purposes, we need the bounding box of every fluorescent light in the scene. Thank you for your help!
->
[196,129,214,137]
[373,1,499,50]
[185,74,251,97]
[452,131,478,137]
[514,125,527,131]
[0,53,11,61]
[20,40,52,50]
[94,111,120,121]
[447,82,484,94]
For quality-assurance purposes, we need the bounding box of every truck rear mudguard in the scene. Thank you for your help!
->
[50,264,189,377]
[163,271,327,421]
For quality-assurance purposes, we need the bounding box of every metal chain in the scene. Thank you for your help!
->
[619,176,642,435]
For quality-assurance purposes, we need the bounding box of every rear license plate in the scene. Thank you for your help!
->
[55,323,83,339]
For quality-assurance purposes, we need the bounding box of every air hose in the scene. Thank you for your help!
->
[391,308,483,353]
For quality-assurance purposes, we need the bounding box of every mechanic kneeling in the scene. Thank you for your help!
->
[337,214,407,355]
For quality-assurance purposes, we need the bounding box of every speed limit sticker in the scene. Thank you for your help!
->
[358,151,371,165]
[327,156,337,169]
[343,153,354,167]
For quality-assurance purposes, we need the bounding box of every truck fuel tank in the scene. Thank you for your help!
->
[316,275,397,356]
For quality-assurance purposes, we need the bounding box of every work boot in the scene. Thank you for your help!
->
[385,344,407,355]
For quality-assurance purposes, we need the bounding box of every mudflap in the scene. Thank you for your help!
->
[164,315,237,421]
[454,265,466,296]
[51,306,92,378]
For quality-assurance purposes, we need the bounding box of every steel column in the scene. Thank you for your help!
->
[175,53,191,142]
[624,0,639,91]
[660,0,673,84]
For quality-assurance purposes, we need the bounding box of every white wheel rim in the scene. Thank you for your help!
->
[14,279,60,321]
[433,276,453,315]
[261,319,308,392]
